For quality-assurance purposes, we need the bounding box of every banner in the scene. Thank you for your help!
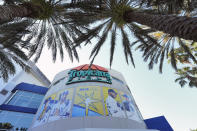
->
[72,86,104,117]
[33,86,142,128]
[48,88,73,121]
[33,88,73,127]
[119,91,141,122]
[103,87,126,118]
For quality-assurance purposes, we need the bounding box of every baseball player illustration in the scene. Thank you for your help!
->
[106,89,125,118]
[49,90,71,121]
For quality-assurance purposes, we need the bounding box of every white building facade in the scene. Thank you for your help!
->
[29,64,159,131]
[0,62,50,129]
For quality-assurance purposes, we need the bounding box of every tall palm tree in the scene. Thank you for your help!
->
[0,0,96,81]
[0,0,99,63]
[1,0,197,76]
[74,0,197,70]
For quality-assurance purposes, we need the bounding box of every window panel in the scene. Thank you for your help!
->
[0,111,34,128]
[33,94,44,100]
[14,98,30,107]
[8,91,44,108]
[29,100,41,108]
[21,91,34,97]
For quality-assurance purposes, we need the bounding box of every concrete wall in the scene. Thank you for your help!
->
[12,71,47,87]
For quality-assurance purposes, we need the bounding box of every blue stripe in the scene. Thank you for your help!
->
[144,116,173,131]
[0,104,37,114]
[12,82,48,95]
[73,104,102,115]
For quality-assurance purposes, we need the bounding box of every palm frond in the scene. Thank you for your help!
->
[110,25,116,67]
[0,43,29,82]
[90,21,111,62]
[121,27,135,67]
[178,38,197,64]
[170,45,177,71]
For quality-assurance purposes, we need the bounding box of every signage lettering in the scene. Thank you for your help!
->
[66,69,112,84]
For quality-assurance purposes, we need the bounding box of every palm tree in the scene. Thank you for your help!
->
[1,0,197,76]
[138,0,197,14]
[0,41,29,82]
[0,0,99,63]
[142,29,197,88]
[175,67,197,88]
[144,31,197,72]
[169,42,197,88]
[0,0,107,82]
[0,0,82,81]
[0,19,30,82]
[73,0,197,70]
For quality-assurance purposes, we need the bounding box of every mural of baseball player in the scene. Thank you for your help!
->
[49,90,72,121]
[33,97,53,127]
[104,88,125,118]
[121,93,142,122]
[72,86,104,117]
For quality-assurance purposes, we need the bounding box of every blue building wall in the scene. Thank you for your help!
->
[0,83,48,129]
[144,116,173,131]
[12,82,48,95]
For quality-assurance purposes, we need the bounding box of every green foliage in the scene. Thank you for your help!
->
[0,19,30,82]
[74,0,159,68]
[0,0,197,89]
[168,42,197,88]
[145,30,197,88]
[30,0,54,20]
[73,0,197,75]
[138,0,197,14]
[0,0,96,64]
[0,0,99,82]
[111,3,131,27]
[190,129,197,131]
[0,122,13,129]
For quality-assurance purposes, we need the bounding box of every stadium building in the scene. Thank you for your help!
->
[28,64,173,131]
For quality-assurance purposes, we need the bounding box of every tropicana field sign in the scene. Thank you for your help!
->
[66,64,112,85]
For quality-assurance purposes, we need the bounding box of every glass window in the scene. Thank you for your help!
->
[29,100,42,108]
[14,98,30,107]
[8,91,44,109]
[0,110,34,129]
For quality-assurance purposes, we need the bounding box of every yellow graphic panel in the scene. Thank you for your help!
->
[103,87,126,118]
[72,86,104,117]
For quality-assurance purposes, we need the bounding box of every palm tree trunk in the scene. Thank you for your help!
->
[0,4,32,22]
[124,11,197,42]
